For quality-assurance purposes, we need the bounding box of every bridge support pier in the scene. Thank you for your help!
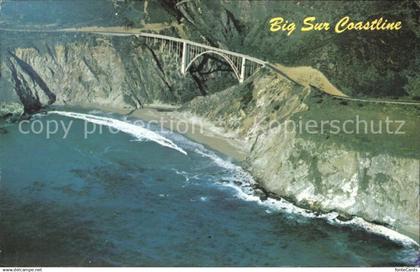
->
[181,42,187,75]
[239,57,246,83]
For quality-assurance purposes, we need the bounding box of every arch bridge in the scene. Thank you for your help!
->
[138,33,266,83]
[95,31,267,83]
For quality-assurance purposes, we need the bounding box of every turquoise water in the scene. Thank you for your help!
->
[0,111,418,266]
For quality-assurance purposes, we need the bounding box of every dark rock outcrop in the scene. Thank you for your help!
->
[8,52,56,113]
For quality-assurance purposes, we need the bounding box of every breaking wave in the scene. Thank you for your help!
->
[193,144,419,248]
[48,111,188,155]
[48,110,419,248]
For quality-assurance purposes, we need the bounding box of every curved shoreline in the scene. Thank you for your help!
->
[82,104,248,162]
[69,104,419,248]
[130,108,248,162]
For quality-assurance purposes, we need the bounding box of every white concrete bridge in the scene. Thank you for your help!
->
[89,31,267,83]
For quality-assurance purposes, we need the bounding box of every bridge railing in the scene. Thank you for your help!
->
[91,31,267,66]
[136,32,267,66]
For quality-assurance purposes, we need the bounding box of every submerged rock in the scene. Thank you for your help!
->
[254,188,268,201]
[0,102,24,122]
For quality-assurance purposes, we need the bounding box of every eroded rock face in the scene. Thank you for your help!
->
[185,70,419,242]
[4,41,171,111]
[8,52,56,113]
[249,127,419,241]
[0,102,24,121]
[1,35,231,113]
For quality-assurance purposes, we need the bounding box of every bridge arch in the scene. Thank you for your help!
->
[184,50,241,82]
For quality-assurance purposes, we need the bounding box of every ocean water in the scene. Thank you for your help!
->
[0,110,418,266]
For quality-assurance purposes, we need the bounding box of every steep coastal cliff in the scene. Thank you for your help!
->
[1,35,195,112]
[184,70,420,241]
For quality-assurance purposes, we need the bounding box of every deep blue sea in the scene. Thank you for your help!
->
[0,110,418,266]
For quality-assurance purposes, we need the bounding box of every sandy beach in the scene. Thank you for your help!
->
[130,107,248,162]
[78,104,248,162]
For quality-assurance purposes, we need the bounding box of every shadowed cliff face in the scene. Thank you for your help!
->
[184,70,420,242]
[8,52,56,113]
[1,33,237,113]
[2,37,192,112]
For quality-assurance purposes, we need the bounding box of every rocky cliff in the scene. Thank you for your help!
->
[0,31,236,114]
[184,69,419,242]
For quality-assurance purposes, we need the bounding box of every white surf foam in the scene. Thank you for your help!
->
[49,111,188,155]
[45,110,419,247]
[194,146,419,248]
